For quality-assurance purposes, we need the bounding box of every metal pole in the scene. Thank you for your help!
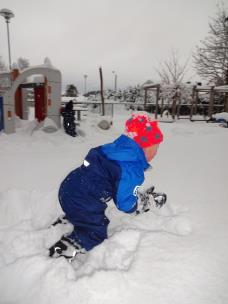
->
[99,67,105,115]
[144,88,148,108]
[190,85,196,121]
[112,71,115,92]
[114,74,117,92]
[208,86,215,118]
[6,20,12,70]
[155,85,160,119]
[112,71,117,100]
[0,9,14,71]
[83,74,88,95]
[112,71,117,92]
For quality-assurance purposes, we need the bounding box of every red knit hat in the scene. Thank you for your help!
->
[125,113,163,148]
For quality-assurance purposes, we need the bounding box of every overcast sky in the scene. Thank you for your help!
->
[0,0,224,92]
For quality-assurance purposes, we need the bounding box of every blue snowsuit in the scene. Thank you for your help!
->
[59,135,150,251]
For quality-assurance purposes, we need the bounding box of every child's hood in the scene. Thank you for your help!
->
[101,134,150,170]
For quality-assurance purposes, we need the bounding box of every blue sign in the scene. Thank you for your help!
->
[0,96,4,131]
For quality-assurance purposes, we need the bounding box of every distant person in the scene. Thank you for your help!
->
[61,100,77,137]
[49,113,167,261]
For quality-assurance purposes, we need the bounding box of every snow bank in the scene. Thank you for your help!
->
[213,112,228,121]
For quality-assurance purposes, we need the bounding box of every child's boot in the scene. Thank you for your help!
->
[49,236,85,262]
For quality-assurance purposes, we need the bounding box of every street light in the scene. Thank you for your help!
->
[0,8,14,70]
[83,74,88,95]
[112,71,117,93]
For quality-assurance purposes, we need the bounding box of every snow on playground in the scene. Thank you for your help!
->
[0,105,228,304]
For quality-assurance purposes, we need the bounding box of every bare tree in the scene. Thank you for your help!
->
[156,49,190,85]
[193,3,228,85]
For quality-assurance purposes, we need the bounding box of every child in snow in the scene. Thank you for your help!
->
[61,100,77,137]
[49,113,166,260]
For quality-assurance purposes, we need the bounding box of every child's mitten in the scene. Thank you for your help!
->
[136,191,151,214]
[136,187,167,214]
[153,192,167,208]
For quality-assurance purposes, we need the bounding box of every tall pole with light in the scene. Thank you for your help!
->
[83,74,88,95]
[112,71,117,100]
[112,71,118,91]
[0,8,14,70]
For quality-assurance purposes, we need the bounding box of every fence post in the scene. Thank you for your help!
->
[176,92,181,119]
[160,98,164,117]
[155,85,160,119]
[99,67,105,116]
[190,85,196,120]
[208,86,215,118]
[144,88,148,109]
[224,92,228,112]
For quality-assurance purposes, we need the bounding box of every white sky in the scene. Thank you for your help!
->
[0,0,224,92]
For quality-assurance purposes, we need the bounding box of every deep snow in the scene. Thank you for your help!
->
[0,105,228,304]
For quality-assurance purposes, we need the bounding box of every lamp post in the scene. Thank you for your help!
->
[0,8,14,70]
[83,74,88,95]
[112,71,117,101]
[112,71,117,92]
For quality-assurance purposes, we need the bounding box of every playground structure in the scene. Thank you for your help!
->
[82,82,228,122]
[0,64,61,134]
[143,83,228,121]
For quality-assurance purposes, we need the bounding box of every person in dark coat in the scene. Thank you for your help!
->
[61,100,77,137]
[49,113,165,260]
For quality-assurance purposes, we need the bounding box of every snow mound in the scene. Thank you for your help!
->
[42,118,58,133]
[75,229,141,275]
[0,189,72,265]
[1,110,228,304]
[213,112,228,121]
[120,211,192,236]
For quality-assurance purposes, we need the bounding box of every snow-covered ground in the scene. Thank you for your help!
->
[0,105,228,304]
